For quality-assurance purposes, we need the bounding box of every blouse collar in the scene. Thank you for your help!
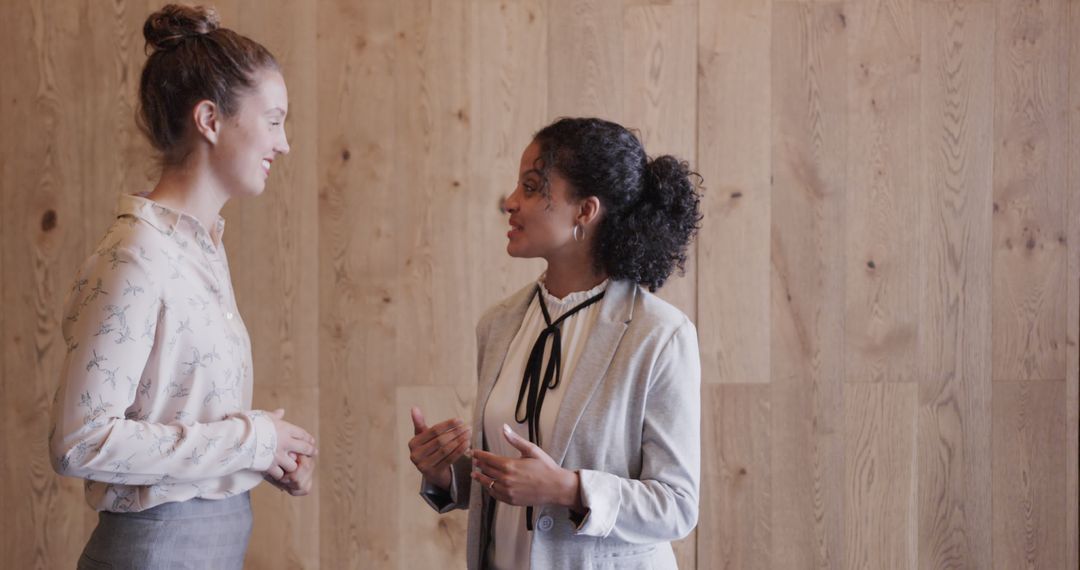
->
[537,273,610,308]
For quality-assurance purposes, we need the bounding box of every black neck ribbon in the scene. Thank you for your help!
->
[513,284,605,531]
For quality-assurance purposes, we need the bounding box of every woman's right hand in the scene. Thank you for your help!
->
[266,409,318,480]
[408,406,471,491]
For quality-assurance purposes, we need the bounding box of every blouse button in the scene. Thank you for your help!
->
[536,514,554,532]
[226,312,234,320]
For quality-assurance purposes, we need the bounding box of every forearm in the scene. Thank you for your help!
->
[51,411,277,484]
[573,470,698,542]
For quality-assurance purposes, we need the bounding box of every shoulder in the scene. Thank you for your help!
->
[97,215,172,255]
[629,285,694,335]
[476,282,535,334]
[78,217,172,280]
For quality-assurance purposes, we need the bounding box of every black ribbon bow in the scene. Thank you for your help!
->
[513,284,605,530]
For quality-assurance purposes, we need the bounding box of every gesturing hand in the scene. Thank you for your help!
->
[266,408,318,480]
[408,406,472,491]
[470,424,581,510]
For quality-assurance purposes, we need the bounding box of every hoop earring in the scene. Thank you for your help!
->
[573,224,584,242]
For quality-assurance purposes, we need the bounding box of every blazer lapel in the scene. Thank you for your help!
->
[472,283,535,448]
[546,279,637,466]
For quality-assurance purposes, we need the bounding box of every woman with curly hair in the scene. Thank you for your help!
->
[408,117,703,569]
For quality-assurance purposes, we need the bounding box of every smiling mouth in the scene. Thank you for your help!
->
[261,159,272,173]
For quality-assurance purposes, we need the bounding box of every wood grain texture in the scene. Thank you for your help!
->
[844,0,923,384]
[697,0,772,385]
[316,0,398,566]
[547,0,625,121]
[992,380,1068,569]
[2,1,1078,568]
[769,3,846,569]
[917,3,994,569]
[991,0,1069,382]
[1067,4,1080,568]
[395,0,474,389]
[843,382,918,570]
[700,384,771,569]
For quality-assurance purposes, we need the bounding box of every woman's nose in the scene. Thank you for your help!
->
[500,194,516,214]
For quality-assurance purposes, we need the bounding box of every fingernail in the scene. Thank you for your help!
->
[502,424,512,435]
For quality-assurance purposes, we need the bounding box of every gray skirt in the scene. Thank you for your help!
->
[77,492,252,570]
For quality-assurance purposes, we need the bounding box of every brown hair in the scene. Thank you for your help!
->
[138,4,279,164]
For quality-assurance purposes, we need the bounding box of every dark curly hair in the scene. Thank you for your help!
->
[533,118,703,292]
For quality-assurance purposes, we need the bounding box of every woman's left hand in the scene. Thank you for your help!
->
[470,424,581,510]
[265,452,316,497]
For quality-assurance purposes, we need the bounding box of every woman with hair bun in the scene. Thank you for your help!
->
[409,117,703,569]
[49,5,316,568]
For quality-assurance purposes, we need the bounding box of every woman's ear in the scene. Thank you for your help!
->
[577,196,602,227]
[192,100,220,145]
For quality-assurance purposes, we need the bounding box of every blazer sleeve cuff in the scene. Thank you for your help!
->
[419,463,462,514]
[572,469,621,538]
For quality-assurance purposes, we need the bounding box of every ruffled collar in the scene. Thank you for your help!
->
[537,274,610,309]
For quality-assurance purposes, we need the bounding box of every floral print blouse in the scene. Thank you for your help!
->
[49,195,277,512]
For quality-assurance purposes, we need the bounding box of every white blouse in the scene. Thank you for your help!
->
[49,195,277,513]
[483,277,608,569]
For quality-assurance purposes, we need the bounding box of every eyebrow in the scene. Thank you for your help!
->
[266,107,287,116]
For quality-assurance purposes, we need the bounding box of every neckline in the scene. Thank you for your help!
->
[537,274,609,307]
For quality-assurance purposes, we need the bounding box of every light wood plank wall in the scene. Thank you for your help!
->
[1,0,1077,568]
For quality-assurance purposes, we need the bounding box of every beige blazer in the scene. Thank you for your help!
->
[422,279,701,569]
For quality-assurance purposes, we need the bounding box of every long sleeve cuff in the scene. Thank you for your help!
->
[572,469,621,537]
[419,464,461,513]
[244,410,278,472]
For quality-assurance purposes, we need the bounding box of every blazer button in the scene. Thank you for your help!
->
[536,515,554,532]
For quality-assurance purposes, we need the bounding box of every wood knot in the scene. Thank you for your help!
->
[730,192,743,199]
[341,149,351,162]
[867,260,876,269]
[41,209,57,232]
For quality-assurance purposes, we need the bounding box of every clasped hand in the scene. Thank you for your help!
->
[264,408,317,496]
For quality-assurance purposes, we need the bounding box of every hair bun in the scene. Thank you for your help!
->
[143,4,219,52]
[643,155,691,208]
